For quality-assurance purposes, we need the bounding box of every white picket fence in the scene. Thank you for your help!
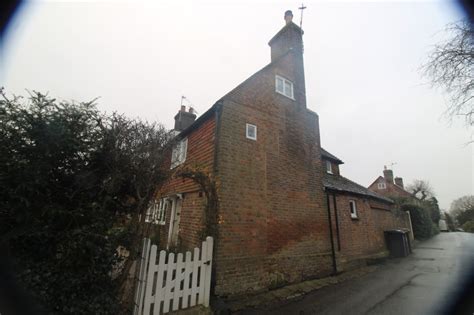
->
[133,237,214,315]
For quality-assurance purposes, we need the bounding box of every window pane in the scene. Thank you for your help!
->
[276,77,284,93]
[246,124,257,140]
[171,146,179,163]
[284,81,292,97]
[326,161,332,173]
[181,138,188,162]
[249,127,254,137]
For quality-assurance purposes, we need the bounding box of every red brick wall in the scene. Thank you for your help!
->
[156,116,216,251]
[327,192,411,270]
[213,51,332,296]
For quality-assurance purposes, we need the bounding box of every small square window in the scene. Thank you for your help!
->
[377,182,386,189]
[275,75,294,99]
[349,200,358,219]
[326,160,333,174]
[246,123,257,140]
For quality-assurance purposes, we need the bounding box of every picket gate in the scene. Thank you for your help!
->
[134,237,213,315]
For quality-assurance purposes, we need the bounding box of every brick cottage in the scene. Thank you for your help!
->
[145,10,412,298]
[368,167,415,200]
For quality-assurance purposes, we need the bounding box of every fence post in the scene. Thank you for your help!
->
[203,236,213,307]
[143,245,157,315]
[134,238,151,315]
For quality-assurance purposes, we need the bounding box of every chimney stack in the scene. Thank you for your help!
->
[174,106,197,132]
[268,10,303,62]
[383,166,394,184]
[394,177,404,189]
[268,10,306,108]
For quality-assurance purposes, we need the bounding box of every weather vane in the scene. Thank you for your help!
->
[298,3,307,30]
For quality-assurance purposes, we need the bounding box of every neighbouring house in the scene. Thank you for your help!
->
[145,10,411,298]
[368,166,415,201]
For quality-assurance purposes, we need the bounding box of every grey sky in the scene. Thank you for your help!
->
[1,0,472,209]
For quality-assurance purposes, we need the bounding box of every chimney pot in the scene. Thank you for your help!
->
[189,107,194,114]
[284,10,293,24]
[180,105,186,112]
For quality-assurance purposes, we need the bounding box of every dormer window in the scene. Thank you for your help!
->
[377,182,386,189]
[326,160,333,174]
[171,138,188,168]
[275,75,294,99]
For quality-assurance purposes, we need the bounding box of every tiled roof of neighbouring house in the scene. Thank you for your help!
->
[323,173,393,204]
[321,147,344,164]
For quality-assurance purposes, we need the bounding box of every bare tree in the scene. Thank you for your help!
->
[423,20,473,129]
[406,179,435,201]
[449,195,474,219]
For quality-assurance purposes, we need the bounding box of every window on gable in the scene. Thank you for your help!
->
[326,160,333,174]
[377,182,386,189]
[275,75,294,99]
[349,200,358,219]
[145,198,168,225]
[246,123,257,140]
[171,138,188,168]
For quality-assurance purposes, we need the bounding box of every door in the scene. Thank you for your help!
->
[166,195,183,249]
[170,197,182,247]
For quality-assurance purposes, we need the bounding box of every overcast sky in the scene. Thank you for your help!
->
[1,0,472,209]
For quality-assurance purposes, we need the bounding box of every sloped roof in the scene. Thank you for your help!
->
[321,147,344,164]
[368,175,414,198]
[323,173,393,204]
[176,50,295,139]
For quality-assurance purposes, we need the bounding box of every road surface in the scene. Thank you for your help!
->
[240,232,474,315]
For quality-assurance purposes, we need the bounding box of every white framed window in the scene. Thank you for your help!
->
[377,182,386,189]
[349,200,358,219]
[326,160,333,174]
[246,123,257,140]
[275,75,294,99]
[145,198,168,225]
[171,138,188,168]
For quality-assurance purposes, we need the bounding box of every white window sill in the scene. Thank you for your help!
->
[276,90,295,101]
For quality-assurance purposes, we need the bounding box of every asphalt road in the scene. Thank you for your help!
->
[241,232,474,315]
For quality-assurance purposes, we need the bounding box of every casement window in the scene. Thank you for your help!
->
[377,182,386,189]
[171,138,188,168]
[275,75,294,99]
[246,123,257,140]
[145,198,168,225]
[349,200,358,219]
[326,160,333,174]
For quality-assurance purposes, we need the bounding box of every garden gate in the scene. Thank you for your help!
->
[133,237,214,314]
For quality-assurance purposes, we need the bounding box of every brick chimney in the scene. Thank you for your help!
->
[394,177,404,189]
[383,166,394,184]
[268,10,306,108]
[269,10,303,61]
[174,106,196,131]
